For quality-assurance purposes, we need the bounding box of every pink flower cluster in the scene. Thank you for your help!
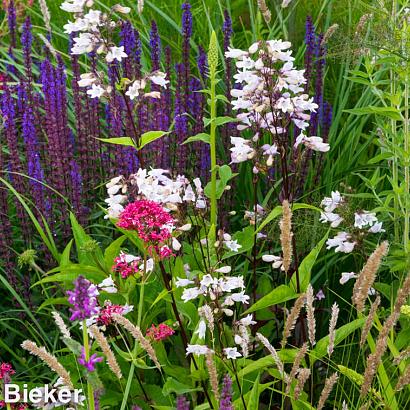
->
[146,323,175,341]
[0,362,14,380]
[117,200,175,245]
[98,304,128,326]
[112,252,141,278]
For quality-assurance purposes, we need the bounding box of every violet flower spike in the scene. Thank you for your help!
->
[67,275,100,321]
[220,374,234,410]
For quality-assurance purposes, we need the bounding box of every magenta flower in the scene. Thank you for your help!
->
[67,276,100,321]
[146,323,175,341]
[176,396,190,410]
[78,347,103,372]
[117,200,175,245]
[0,362,15,383]
[112,252,142,278]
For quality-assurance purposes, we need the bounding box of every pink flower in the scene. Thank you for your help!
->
[158,245,174,260]
[97,303,130,326]
[117,200,175,245]
[0,362,15,381]
[146,323,175,341]
[113,252,141,278]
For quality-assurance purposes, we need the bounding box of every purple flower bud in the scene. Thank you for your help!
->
[150,21,161,71]
[67,275,99,321]
[7,0,17,49]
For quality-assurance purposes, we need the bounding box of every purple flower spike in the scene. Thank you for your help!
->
[67,276,100,321]
[176,396,190,410]
[7,0,17,49]
[150,21,161,71]
[219,374,233,410]
[78,347,103,372]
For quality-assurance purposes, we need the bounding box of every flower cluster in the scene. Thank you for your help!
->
[0,362,15,382]
[112,251,142,278]
[146,323,175,341]
[97,301,133,327]
[104,169,207,218]
[320,191,384,253]
[117,199,174,245]
[67,275,100,321]
[62,0,168,100]
[226,39,329,166]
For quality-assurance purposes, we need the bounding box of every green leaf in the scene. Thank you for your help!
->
[97,137,135,147]
[139,130,170,150]
[311,318,366,363]
[203,116,239,127]
[290,232,328,292]
[62,337,83,356]
[222,226,254,259]
[243,285,298,314]
[344,106,402,120]
[104,235,127,268]
[37,297,70,311]
[256,206,282,233]
[183,133,210,145]
[368,152,393,164]
[162,378,201,396]
[246,373,260,407]
[34,265,106,286]
[204,165,236,199]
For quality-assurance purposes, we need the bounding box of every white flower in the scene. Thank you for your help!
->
[186,344,210,356]
[224,239,242,252]
[215,266,232,274]
[248,42,259,54]
[296,134,330,152]
[106,46,128,63]
[87,84,105,99]
[354,212,378,229]
[230,137,255,163]
[319,212,344,228]
[240,314,257,326]
[261,144,278,156]
[369,222,385,233]
[178,223,192,231]
[181,287,202,302]
[71,32,94,55]
[99,276,117,293]
[63,18,88,34]
[262,255,283,269]
[61,0,86,13]
[195,320,207,339]
[225,47,248,59]
[224,347,242,359]
[142,258,154,273]
[225,291,250,305]
[172,237,182,251]
[321,191,343,212]
[78,73,96,87]
[125,80,146,100]
[340,272,357,285]
[281,0,292,7]
[326,232,356,253]
[112,4,131,14]
[150,72,169,88]
[175,277,195,287]
[84,9,101,26]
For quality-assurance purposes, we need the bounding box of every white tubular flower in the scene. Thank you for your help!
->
[354,212,378,229]
[369,222,385,233]
[113,4,131,14]
[224,347,242,359]
[225,47,248,59]
[181,287,202,302]
[175,277,194,288]
[215,266,232,274]
[195,320,207,339]
[71,32,94,55]
[150,72,169,88]
[99,276,117,293]
[186,344,210,356]
[106,46,128,63]
[172,237,182,251]
[61,0,86,13]
[319,212,344,228]
[340,272,357,285]
[224,239,242,252]
[178,223,192,232]
[240,314,257,326]
[321,191,343,212]
[326,232,356,253]
[87,84,105,98]
[78,73,96,87]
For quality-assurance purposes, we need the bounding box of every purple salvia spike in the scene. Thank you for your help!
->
[304,16,316,92]
[7,0,17,49]
[150,21,161,71]
[219,374,234,410]
[120,21,137,78]
[66,275,99,321]
[181,2,192,111]
[176,396,190,410]
[1,84,30,241]
[21,17,34,87]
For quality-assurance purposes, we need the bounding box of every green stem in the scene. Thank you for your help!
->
[120,254,147,410]
[209,64,217,240]
[83,320,95,410]
[403,73,409,252]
